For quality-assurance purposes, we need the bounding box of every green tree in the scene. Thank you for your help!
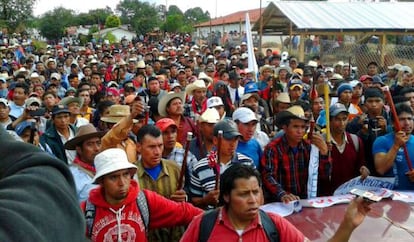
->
[38,7,76,42]
[105,15,121,28]
[162,14,184,33]
[184,7,210,25]
[0,0,37,31]
[117,0,160,35]
[167,5,183,16]
[77,8,113,26]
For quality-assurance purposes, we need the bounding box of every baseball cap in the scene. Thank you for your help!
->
[244,82,259,94]
[199,108,220,123]
[51,104,70,116]
[15,120,37,136]
[50,72,61,80]
[359,75,373,82]
[106,87,120,96]
[232,107,258,123]
[207,96,224,108]
[0,98,8,107]
[214,120,241,139]
[329,103,349,117]
[25,97,42,107]
[155,118,177,132]
[287,79,303,90]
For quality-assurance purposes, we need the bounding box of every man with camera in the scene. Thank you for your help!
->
[347,87,392,176]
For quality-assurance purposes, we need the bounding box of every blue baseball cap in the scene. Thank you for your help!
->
[244,81,259,94]
[15,121,36,136]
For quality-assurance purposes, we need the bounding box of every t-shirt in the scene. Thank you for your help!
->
[237,138,263,168]
[373,133,414,190]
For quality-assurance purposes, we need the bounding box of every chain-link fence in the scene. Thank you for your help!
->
[283,38,414,75]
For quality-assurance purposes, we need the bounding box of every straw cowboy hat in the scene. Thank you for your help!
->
[64,124,105,150]
[92,148,137,184]
[198,72,213,85]
[158,91,186,117]
[100,105,138,124]
[275,105,308,129]
[185,79,206,96]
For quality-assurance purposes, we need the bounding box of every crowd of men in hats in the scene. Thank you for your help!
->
[0,35,412,241]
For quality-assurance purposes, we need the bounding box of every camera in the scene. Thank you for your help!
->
[29,108,46,117]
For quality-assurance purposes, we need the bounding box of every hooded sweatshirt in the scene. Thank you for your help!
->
[82,180,202,242]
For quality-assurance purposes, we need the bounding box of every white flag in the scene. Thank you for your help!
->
[245,12,259,81]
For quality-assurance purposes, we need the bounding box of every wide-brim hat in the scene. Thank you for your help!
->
[275,105,308,128]
[198,72,213,85]
[59,96,84,107]
[64,124,105,150]
[185,79,206,96]
[101,104,138,124]
[275,65,291,75]
[158,91,185,117]
[92,148,137,184]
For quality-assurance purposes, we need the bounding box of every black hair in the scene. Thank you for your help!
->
[78,82,91,90]
[14,82,29,95]
[395,103,413,117]
[136,124,161,143]
[393,95,409,105]
[400,87,414,96]
[218,164,262,207]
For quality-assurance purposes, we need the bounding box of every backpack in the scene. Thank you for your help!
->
[198,208,279,242]
[84,190,149,238]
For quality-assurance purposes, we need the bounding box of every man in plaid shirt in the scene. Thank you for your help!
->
[261,105,329,203]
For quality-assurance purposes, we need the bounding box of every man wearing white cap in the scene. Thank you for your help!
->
[189,108,221,160]
[233,107,263,168]
[206,96,226,120]
[82,148,202,242]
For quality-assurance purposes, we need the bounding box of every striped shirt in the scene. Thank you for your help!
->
[190,152,255,198]
[261,135,330,201]
[164,147,198,191]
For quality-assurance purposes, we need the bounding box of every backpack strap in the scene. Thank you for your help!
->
[259,209,280,242]
[349,133,359,153]
[198,209,219,242]
[137,190,150,233]
[84,199,96,238]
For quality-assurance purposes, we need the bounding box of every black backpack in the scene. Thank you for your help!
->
[198,208,280,242]
[84,190,149,238]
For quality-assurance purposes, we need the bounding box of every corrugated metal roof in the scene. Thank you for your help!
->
[275,1,414,30]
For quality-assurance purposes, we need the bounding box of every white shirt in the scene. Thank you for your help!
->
[228,86,244,105]
[58,128,76,164]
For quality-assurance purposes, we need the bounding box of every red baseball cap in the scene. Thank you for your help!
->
[106,87,120,96]
[359,75,373,82]
[155,118,177,132]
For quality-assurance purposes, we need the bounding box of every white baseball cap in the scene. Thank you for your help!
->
[232,107,258,123]
[207,96,224,108]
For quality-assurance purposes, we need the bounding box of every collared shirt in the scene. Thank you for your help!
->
[261,135,330,201]
[190,152,255,198]
[165,146,198,180]
[180,207,305,242]
[9,101,25,119]
[136,159,184,242]
[331,133,348,154]
[57,128,76,164]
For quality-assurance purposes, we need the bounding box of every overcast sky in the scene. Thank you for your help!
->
[33,0,264,18]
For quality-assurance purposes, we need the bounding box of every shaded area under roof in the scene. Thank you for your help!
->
[253,1,414,34]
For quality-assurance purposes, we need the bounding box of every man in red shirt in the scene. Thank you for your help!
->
[181,164,372,242]
[81,148,202,242]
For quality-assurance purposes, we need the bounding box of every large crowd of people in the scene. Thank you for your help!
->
[0,36,412,241]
